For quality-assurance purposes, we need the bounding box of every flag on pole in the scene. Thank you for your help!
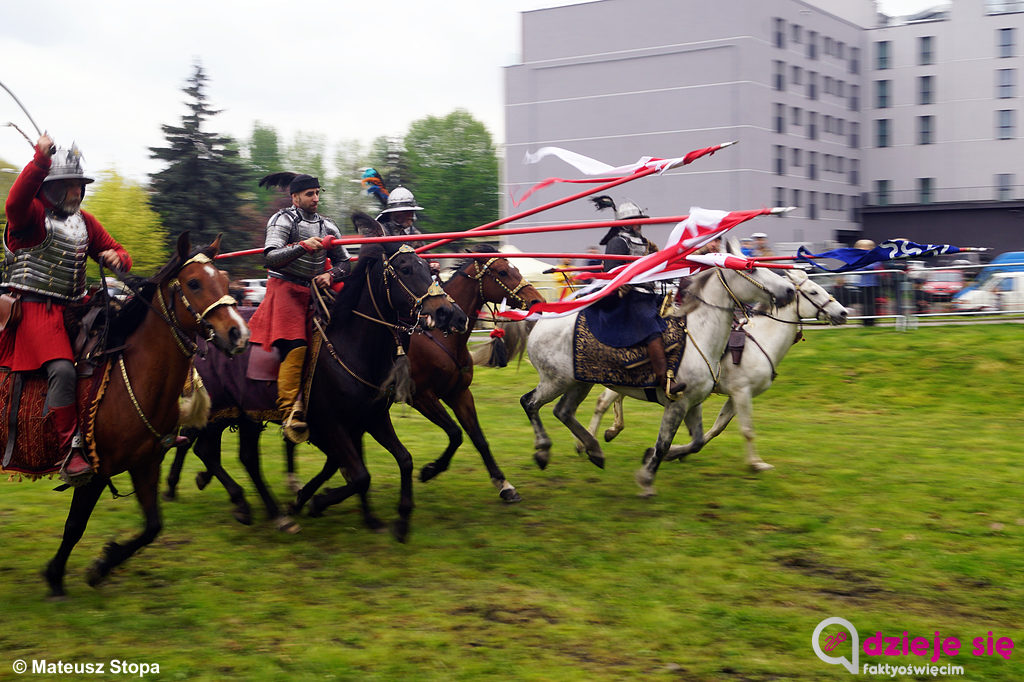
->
[795,238,984,273]
[511,142,736,207]
[496,206,780,321]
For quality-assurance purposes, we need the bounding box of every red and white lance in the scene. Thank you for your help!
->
[494,206,794,321]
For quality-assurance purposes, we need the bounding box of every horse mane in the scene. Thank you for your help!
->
[674,269,715,316]
[327,242,385,330]
[455,244,500,272]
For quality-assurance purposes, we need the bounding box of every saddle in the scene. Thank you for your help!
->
[0,289,122,480]
[572,314,686,388]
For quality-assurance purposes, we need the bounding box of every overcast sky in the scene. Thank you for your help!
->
[0,0,939,181]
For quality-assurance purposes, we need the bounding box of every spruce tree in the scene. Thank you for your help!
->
[149,62,254,250]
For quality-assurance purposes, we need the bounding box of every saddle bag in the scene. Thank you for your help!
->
[0,292,22,332]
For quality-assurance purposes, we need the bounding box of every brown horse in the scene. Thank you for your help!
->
[35,233,249,597]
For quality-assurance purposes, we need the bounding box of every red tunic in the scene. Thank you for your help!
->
[0,148,133,371]
[247,277,312,348]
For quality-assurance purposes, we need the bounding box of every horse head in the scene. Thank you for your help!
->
[458,246,545,311]
[381,244,467,334]
[787,269,849,325]
[158,232,250,355]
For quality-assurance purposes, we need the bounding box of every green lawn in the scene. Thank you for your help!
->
[1,324,1022,681]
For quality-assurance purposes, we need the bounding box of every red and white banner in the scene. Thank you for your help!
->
[495,206,783,321]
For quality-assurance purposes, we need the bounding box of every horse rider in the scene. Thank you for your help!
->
[248,173,351,443]
[376,186,423,238]
[0,134,134,486]
[592,195,684,398]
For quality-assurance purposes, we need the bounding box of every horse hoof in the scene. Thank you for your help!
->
[195,471,212,491]
[274,516,301,534]
[587,453,605,469]
[286,501,303,516]
[419,463,440,483]
[161,489,176,502]
[635,467,655,489]
[750,461,775,472]
[603,429,619,443]
[46,592,68,602]
[533,451,549,470]
[574,441,586,455]
[85,565,106,588]
[365,516,387,532]
[390,519,410,543]
[232,507,253,526]
[500,487,522,504]
[636,486,657,498]
[308,496,325,518]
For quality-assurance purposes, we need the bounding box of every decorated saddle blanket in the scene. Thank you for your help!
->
[580,288,667,348]
[573,315,686,388]
[0,361,108,479]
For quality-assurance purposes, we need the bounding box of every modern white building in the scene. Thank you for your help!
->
[504,0,1024,255]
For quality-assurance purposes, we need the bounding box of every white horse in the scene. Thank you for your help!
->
[521,265,796,496]
[587,268,848,472]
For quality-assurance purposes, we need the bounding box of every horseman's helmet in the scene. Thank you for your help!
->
[615,199,647,221]
[44,146,94,185]
[855,238,876,250]
[379,186,424,215]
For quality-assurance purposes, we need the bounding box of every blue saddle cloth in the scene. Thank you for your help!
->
[581,289,667,348]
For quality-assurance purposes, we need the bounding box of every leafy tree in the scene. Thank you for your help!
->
[82,170,170,279]
[148,62,254,251]
[403,110,498,234]
[0,157,19,226]
[246,122,284,215]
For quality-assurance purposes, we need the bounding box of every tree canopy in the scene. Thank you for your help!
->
[83,170,169,278]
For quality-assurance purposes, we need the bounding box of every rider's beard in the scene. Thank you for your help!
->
[43,184,82,217]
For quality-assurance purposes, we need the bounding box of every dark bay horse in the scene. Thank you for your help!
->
[188,237,464,540]
[294,246,544,507]
[25,233,249,596]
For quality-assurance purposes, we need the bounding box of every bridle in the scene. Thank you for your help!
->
[155,253,238,357]
[456,256,534,311]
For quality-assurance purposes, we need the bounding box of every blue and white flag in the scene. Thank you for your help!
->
[796,239,974,273]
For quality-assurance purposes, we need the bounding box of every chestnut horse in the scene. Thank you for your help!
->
[38,233,249,596]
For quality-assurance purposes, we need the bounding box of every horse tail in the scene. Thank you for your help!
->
[383,353,414,404]
[178,366,211,429]
[471,320,534,368]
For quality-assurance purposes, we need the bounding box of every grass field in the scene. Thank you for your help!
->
[1,324,1022,681]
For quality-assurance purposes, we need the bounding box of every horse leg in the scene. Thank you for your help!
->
[446,388,521,503]
[162,440,188,501]
[307,431,379,530]
[44,475,106,598]
[414,390,463,483]
[86,457,163,587]
[664,402,708,462]
[192,423,253,525]
[584,388,622,450]
[636,402,691,497]
[666,397,737,461]
[236,420,298,533]
[288,458,339,516]
[551,383,603,468]
[367,415,414,543]
[729,389,773,472]
[284,438,301,493]
[520,378,571,470]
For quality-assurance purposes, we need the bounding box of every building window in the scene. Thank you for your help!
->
[791,24,802,44]
[850,121,860,148]
[876,41,891,69]
[918,115,934,144]
[997,69,1016,98]
[825,36,834,56]
[998,27,1015,57]
[837,118,846,136]
[876,119,892,147]
[774,103,786,133]
[775,145,786,175]
[850,159,860,185]
[919,36,934,65]
[808,30,818,59]
[997,109,1016,139]
[808,71,818,100]
[775,186,787,207]
[792,65,803,86]
[837,79,846,98]
[850,84,860,112]
[792,147,803,166]
[791,188,801,207]
[996,173,1015,200]
[791,106,802,127]
[875,80,891,108]
[808,111,818,140]
[774,18,786,48]
[919,76,934,105]
[918,177,934,204]
[837,41,846,60]
[875,180,890,206]
[773,60,786,91]
[850,46,860,74]
[824,115,834,134]
[808,191,818,220]
[825,75,834,95]
[808,151,818,180]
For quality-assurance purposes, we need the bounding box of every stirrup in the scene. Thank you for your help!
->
[282,400,309,444]
[664,371,681,402]
[58,436,94,488]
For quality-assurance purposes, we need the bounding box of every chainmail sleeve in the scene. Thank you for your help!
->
[265,243,308,270]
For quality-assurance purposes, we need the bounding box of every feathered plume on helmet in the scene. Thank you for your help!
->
[258,172,320,194]
[593,195,626,246]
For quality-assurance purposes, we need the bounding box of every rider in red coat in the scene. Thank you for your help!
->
[1,134,133,486]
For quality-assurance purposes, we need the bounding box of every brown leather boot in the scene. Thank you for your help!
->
[647,336,685,400]
[52,404,93,487]
[277,346,309,444]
